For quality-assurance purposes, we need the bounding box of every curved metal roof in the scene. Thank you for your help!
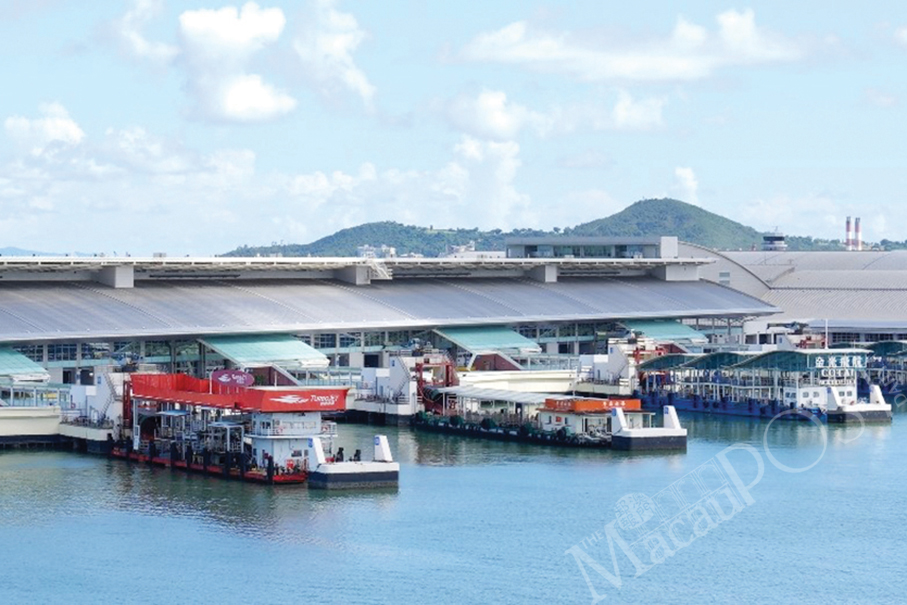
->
[0,276,775,344]
[867,341,907,357]
[638,353,700,371]
[725,250,907,272]
[700,251,907,326]
[728,348,870,371]
[679,351,757,370]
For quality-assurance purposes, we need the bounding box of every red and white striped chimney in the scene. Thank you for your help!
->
[845,216,853,251]
[855,217,862,251]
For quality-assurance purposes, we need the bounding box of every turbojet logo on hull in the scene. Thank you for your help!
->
[269,394,339,407]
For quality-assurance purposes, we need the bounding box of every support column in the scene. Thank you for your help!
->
[96,265,135,288]
[335,266,371,285]
[197,342,207,378]
[528,265,558,283]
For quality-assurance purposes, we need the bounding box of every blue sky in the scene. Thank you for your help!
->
[1,1,905,255]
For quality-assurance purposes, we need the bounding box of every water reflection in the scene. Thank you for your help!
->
[0,416,892,543]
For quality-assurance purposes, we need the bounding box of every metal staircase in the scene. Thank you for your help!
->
[98,372,122,423]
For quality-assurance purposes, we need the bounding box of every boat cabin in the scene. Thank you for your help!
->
[538,397,651,436]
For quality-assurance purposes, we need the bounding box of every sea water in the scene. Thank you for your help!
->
[1,412,905,604]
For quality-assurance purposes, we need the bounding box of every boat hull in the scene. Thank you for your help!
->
[413,418,686,451]
[110,448,308,484]
[412,419,611,449]
[640,394,824,422]
[307,467,399,490]
[826,409,893,424]
[612,434,687,451]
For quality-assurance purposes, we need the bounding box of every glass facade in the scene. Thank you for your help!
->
[316,333,336,349]
[13,344,43,362]
[48,343,77,361]
[338,333,361,349]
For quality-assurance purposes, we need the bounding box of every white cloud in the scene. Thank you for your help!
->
[461,9,802,82]
[0,108,534,253]
[446,90,552,140]
[444,89,664,139]
[111,0,375,118]
[279,136,528,233]
[293,0,375,105]
[538,189,621,228]
[557,150,613,170]
[673,167,698,204]
[864,88,897,108]
[715,9,795,63]
[177,2,295,121]
[4,103,85,156]
[450,137,529,226]
[100,126,195,174]
[612,90,664,130]
[109,1,294,121]
[221,74,298,121]
[179,2,285,64]
[731,194,897,242]
[734,194,844,240]
[114,0,179,65]
[895,26,907,47]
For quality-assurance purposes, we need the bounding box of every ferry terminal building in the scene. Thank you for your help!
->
[0,237,774,393]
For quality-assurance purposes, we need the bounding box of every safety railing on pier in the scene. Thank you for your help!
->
[0,381,71,408]
[247,421,338,439]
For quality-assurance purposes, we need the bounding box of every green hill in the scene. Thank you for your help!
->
[223,198,847,257]
[566,198,763,250]
[225,221,549,257]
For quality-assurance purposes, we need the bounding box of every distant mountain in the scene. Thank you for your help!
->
[225,221,544,257]
[567,199,764,250]
[223,198,850,257]
[0,246,55,256]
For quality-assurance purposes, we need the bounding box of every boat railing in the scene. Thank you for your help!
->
[246,421,337,438]
[461,410,527,426]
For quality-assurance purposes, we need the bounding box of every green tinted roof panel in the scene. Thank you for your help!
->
[434,326,541,354]
[0,348,51,380]
[200,334,328,369]
[621,319,708,344]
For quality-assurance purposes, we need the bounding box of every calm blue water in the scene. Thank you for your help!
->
[1,412,906,605]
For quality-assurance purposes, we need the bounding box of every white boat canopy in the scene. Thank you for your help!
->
[433,326,542,355]
[200,334,329,370]
[0,347,51,382]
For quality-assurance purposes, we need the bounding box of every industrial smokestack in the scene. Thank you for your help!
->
[845,216,853,251]
[855,217,862,251]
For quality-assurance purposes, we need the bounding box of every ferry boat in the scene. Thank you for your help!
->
[413,395,687,451]
[860,341,907,402]
[110,372,399,487]
[638,349,892,423]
